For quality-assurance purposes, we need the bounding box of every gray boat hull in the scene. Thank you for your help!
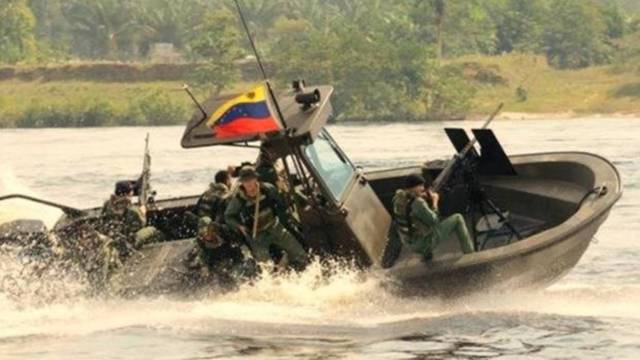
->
[372,152,621,295]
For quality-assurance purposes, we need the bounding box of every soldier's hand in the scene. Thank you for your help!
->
[427,190,439,209]
[140,204,147,216]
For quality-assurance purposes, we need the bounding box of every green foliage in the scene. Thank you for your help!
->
[136,0,212,56]
[16,99,114,127]
[132,90,186,125]
[271,15,474,121]
[494,0,546,53]
[599,3,627,39]
[0,0,37,63]
[188,9,243,94]
[2,0,639,126]
[411,0,497,58]
[424,65,477,120]
[62,0,145,60]
[543,0,613,69]
[11,93,187,128]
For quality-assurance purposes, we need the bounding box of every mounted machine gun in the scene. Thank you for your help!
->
[425,103,522,250]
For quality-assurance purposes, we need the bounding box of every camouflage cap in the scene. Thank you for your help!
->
[238,166,258,181]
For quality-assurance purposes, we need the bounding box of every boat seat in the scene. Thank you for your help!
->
[483,177,586,204]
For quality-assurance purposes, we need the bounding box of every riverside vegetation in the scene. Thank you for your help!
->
[2,0,640,128]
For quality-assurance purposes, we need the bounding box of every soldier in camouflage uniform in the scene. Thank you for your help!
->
[196,170,231,221]
[190,170,256,281]
[225,166,308,270]
[393,174,474,261]
[100,181,165,261]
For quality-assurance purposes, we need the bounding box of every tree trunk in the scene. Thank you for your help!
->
[434,0,445,61]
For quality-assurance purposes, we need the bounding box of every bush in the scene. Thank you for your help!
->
[17,105,74,127]
[15,99,115,128]
[426,65,477,120]
[133,91,187,125]
[75,100,114,127]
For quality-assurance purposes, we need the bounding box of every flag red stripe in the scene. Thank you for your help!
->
[213,117,280,139]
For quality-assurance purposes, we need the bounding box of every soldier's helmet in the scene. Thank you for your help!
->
[238,166,258,181]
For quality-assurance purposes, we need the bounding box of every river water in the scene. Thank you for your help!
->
[0,117,639,359]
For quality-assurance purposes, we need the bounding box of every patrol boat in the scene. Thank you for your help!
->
[0,82,622,296]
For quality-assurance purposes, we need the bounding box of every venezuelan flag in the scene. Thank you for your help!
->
[206,85,281,139]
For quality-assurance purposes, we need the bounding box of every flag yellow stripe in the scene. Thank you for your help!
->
[207,85,268,127]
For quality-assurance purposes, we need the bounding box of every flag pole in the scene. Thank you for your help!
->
[233,0,288,129]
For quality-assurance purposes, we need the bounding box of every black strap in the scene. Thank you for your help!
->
[404,195,417,235]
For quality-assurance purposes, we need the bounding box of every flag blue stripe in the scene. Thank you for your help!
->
[216,101,271,125]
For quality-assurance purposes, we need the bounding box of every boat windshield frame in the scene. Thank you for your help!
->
[301,128,357,203]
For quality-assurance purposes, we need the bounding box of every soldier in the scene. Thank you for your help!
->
[196,170,232,221]
[195,216,257,282]
[192,170,254,277]
[101,181,165,254]
[392,174,474,261]
[224,166,308,270]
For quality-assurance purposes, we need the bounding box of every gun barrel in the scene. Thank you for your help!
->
[430,103,503,192]
[138,133,152,207]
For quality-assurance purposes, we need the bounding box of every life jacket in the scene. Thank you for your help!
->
[392,189,417,239]
[196,183,230,221]
[236,183,279,232]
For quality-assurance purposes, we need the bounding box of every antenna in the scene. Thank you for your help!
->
[233,0,288,129]
[182,84,208,119]
[182,84,211,135]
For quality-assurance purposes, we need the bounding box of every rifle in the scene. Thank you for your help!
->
[430,103,504,193]
[138,133,153,208]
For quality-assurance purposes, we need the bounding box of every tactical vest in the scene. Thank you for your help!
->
[393,189,417,238]
[101,195,144,238]
[197,183,230,220]
[237,183,279,232]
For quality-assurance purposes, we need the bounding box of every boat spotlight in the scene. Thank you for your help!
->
[295,89,321,110]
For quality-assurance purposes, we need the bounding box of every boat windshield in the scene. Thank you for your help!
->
[304,129,355,201]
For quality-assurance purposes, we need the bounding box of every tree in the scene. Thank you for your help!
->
[28,0,69,51]
[411,0,497,57]
[599,2,626,39]
[0,0,37,63]
[62,0,144,59]
[188,9,243,94]
[136,0,211,55]
[271,14,474,121]
[494,0,546,54]
[543,0,612,69]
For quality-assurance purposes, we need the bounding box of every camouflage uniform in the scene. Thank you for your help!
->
[196,183,230,221]
[393,189,474,259]
[225,182,307,269]
[101,195,164,253]
[195,217,256,280]
[194,183,240,272]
